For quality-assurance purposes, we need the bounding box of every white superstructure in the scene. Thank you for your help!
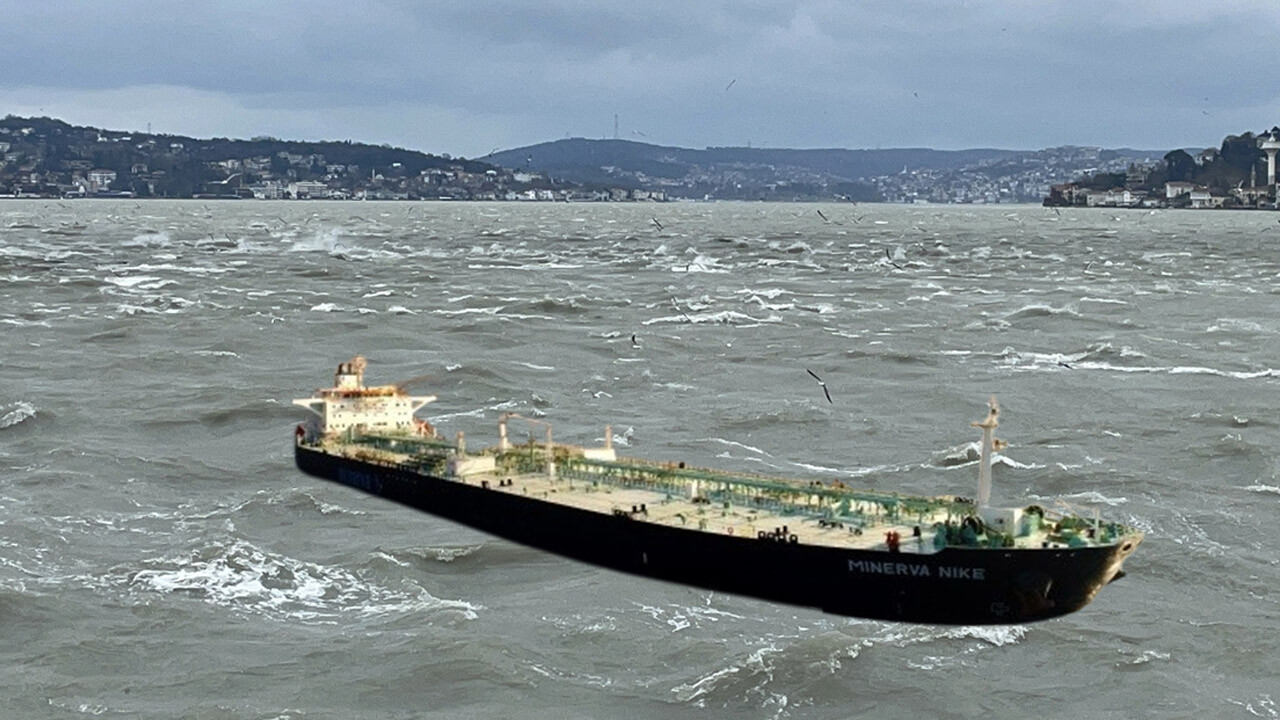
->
[293,356,437,437]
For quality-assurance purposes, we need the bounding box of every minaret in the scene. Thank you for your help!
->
[1260,131,1280,186]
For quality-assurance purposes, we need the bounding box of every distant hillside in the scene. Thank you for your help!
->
[490,139,1018,178]
[489,139,1164,203]
[0,115,502,199]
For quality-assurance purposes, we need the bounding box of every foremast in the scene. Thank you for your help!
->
[971,396,1007,509]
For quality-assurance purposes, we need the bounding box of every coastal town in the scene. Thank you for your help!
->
[0,116,665,202]
[1042,129,1280,209]
[5,114,1280,208]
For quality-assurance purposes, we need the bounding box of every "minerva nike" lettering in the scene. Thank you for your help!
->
[847,559,986,580]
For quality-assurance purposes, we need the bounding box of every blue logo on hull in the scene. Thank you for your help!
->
[339,466,383,494]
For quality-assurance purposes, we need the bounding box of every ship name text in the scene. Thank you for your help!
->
[847,559,986,580]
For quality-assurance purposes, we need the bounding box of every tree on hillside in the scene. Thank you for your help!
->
[1079,171,1126,190]
[1220,133,1261,171]
[1163,149,1195,182]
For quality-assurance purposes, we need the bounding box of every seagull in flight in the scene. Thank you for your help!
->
[816,209,842,225]
[669,296,695,323]
[651,217,664,231]
[725,78,737,91]
[806,369,833,404]
[885,248,903,270]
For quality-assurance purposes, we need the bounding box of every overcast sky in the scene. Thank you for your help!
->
[2,1,1278,158]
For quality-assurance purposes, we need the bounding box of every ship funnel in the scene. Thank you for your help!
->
[970,396,1005,508]
[334,355,367,391]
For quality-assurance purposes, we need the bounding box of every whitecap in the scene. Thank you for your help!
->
[1055,490,1128,506]
[788,461,844,475]
[0,401,37,429]
[122,231,172,248]
[942,625,1027,646]
[116,304,160,316]
[641,310,779,327]
[309,303,342,312]
[104,275,176,291]
[128,539,479,622]
[995,456,1046,470]
[700,437,771,456]
[672,666,741,702]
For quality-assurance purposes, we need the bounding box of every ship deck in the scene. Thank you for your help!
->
[311,434,1131,554]
[466,467,946,553]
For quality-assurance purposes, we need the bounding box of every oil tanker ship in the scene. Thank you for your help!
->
[293,357,1142,625]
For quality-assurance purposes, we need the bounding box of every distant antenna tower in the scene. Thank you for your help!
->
[614,114,619,140]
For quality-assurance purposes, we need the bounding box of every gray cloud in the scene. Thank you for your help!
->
[3,1,1277,156]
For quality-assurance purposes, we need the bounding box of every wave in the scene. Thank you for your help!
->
[1054,490,1129,506]
[642,310,781,327]
[229,488,369,518]
[668,617,1027,708]
[377,544,487,566]
[103,274,178,291]
[127,538,479,623]
[193,400,302,430]
[287,227,347,255]
[1077,342,1147,365]
[935,442,1042,470]
[0,401,37,429]
[699,437,772,457]
[121,231,172,248]
[1004,303,1080,322]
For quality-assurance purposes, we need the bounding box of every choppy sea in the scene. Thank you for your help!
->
[1,199,1277,719]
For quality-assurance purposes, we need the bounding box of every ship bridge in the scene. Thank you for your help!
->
[293,356,437,437]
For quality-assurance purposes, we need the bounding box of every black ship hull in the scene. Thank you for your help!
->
[295,444,1136,625]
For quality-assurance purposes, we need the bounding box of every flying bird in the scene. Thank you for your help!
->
[1057,361,1074,370]
[669,296,695,324]
[816,209,841,225]
[651,217,664,231]
[725,79,737,91]
[806,369,833,404]
[630,333,640,347]
[885,248,903,270]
